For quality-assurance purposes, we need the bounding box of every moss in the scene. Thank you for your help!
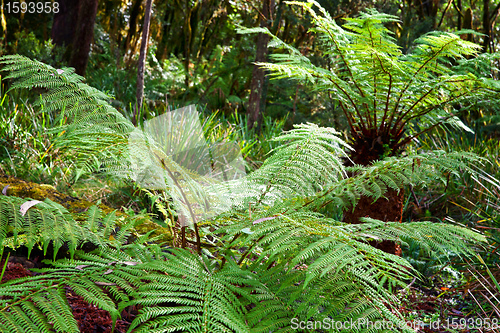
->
[132,218,173,244]
[0,175,114,214]
[0,176,172,243]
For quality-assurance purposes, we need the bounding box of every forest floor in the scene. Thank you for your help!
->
[1,257,132,332]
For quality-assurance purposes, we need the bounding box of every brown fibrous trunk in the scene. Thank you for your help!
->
[343,188,404,256]
[343,133,405,256]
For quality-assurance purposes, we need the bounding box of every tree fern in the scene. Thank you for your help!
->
[238,0,500,163]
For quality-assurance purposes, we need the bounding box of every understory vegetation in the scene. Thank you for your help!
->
[1,1,500,332]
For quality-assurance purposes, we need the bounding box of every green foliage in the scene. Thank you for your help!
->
[247,123,350,199]
[122,248,257,332]
[0,54,489,332]
[0,196,141,260]
[0,54,134,173]
[239,0,500,163]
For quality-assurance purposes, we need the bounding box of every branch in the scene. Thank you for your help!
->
[437,0,454,29]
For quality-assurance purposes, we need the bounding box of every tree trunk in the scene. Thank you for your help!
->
[51,0,80,62]
[156,5,175,62]
[134,0,153,125]
[463,8,474,42]
[247,0,274,132]
[457,0,462,30]
[123,0,143,55]
[69,0,99,76]
[343,144,404,256]
[343,188,404,256]
[483,0,491,52]
[183,1,200,87]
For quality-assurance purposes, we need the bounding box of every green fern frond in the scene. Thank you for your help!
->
[0,284,80,333]
[356,218,485,256]
[0,55,131,129]
[0,55,134,173]
[296,150,486,214]
[247,123,350,202]
[122,248,251,333]
[0,196,142,259]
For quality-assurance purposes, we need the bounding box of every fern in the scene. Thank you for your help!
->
[0,196,141,259]
[238,1,500,163]
[0,46,491,332]
[0,54,134,172]
[247,123,350,200]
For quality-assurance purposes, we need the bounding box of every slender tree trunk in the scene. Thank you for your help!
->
[463,8,474,41]
[156,5,174,62]
[483,0,491,52]
[490,3,500,54]
[134,0,153,125]
[123,0,142,55]
[247,0,274,132]
[183,0,200,87]
[69,0,99,76]
[457,0,462,30]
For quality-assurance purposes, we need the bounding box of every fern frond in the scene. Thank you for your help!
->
[0,196,142,259]
[248,123,350,202]
[122,248,252,333]
[296,150,486,214]
[0,55,134,173]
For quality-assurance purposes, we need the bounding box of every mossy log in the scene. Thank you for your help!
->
[0,175,172,244]
[0,175,114,214]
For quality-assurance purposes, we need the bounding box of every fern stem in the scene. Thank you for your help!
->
[194,223,201,254]
[394,81,479,134]
[314,9,368,104]
[0,253,10,283]
[391,77,475,135]
[392,87,481,151]
[393,115,454,151]
[237,235,265,266]
[0,282,59,312]
[164,200,177,248]
[338,101,356,133]
[392,38,457,119]
[181,226,187,249]
[326,75,368,130]
[158,156,199,252]
[220,233,240,269]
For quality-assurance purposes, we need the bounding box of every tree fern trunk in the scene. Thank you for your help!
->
[247,0,274,132]
[344,140,404,256]
[343,188,404,255]
[134,0,153,125]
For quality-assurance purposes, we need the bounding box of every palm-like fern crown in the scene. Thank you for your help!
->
[240,0,500,163]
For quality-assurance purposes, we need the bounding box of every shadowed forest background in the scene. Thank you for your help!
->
[5,0,500,127]
[1,0,500,332]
